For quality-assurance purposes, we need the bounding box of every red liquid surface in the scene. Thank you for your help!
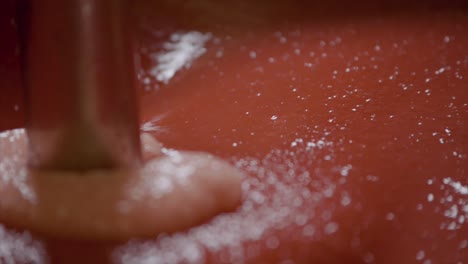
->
[0,1,467,263]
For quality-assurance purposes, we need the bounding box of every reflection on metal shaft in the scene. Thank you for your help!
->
[20,0,141,171]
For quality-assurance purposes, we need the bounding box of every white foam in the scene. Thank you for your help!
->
[443,178,468,195]
[0,129,36,203]
[149,32,212,84]
[0,224,46,264]
[114,136,349,264]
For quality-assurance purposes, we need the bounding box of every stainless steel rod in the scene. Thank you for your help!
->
[20,0,141,171]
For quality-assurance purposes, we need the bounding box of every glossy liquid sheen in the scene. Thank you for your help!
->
[0,1,467,263]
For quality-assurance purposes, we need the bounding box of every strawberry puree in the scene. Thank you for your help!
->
[0,0,466,263]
